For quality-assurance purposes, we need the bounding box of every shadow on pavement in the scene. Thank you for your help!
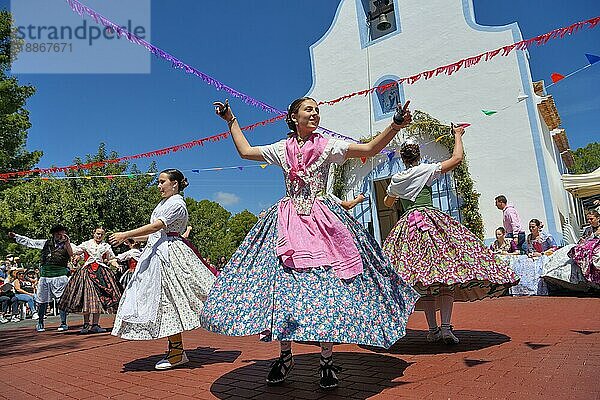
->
[211,351,412,399]
[122,346,241,372]
[362,328,511,355]
[0,319,118,359]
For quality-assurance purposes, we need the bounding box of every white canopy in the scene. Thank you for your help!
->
[562,167,600,198]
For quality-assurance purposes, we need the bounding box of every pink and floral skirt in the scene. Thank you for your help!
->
[383,207,519,307]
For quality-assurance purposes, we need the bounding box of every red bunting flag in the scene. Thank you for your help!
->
[551,73,565,83]
[360,157,367,164]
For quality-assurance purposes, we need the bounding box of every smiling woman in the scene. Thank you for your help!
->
[108,168,217,371]
[201,97,419,390]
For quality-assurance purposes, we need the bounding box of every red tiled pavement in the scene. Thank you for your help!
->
[0,296,598,400]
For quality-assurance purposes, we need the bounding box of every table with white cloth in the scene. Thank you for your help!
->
[498,255,549,296]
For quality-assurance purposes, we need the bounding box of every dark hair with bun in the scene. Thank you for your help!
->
[160,169,189,192]
[285,97,317,132]
[399,143,421,167]
[529,218,543,228]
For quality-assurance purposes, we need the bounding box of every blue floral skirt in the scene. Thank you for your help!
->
[200,197,419,349]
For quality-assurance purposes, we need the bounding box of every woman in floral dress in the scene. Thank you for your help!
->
[110,169,216,370]
[382,128,519,345]
[203,98,419,390]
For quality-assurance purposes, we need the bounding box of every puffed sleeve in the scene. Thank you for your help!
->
[258,140,286,166]
[328,139,350,164]
[425,162,443,186]
[157,199,188,231]
[545,234,557,250]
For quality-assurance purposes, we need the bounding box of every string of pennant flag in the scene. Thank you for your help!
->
[0,1,598,181]
[481,53,600,115]
[2,163,271,182]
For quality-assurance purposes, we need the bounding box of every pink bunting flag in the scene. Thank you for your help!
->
[454,123,471,128]
[551,73,565,83]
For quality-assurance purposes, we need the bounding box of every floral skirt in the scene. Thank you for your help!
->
[112,241,216,340]
[201,198,419,349]
[58,263,122,314]
[382,207,519,307]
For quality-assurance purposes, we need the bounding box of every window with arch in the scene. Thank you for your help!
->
[373,78,405,120]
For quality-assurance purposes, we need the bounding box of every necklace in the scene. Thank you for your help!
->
[296,133,312,148]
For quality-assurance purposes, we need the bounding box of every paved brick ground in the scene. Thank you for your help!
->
[0,296,598,400]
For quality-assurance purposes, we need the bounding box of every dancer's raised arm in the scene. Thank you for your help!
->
[214,100,265,161]
[440,124,465,173]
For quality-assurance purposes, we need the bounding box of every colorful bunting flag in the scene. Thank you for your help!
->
[481,110,497,116]
[260,164,267,169]
[360,157,367,164]
[551,73,565,83]
[386,151,395,162]
[585,53,600,65]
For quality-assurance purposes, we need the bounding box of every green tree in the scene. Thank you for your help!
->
[227,210,257,249]
[185,198,257,261]
[0,144,159,264]
[0,11,42,186]
[185,198,232,260]
[572,142,600,175]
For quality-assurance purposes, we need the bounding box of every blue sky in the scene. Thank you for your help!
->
[2,0,599,215]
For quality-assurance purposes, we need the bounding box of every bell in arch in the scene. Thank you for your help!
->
[376,13,391,31]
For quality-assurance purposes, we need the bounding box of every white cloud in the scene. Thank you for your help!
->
[214,191,240,206]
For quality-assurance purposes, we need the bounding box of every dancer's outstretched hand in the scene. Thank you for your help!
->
[109,232,127,246]
[452,124,465,137]
[213,99,234,121]
[393,100,412,128]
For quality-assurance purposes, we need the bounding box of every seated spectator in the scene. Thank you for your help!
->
[569,210,600,285]
[490,227,518,255]
[0,281,19,323]
[4,266,18,284]
[26,269,38,289]
[216,256,228,272]
[13,269,38,319]
[206,256,215,270]
[0,261,6,280]
[581,210,600,242]
[524,219,558,257]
